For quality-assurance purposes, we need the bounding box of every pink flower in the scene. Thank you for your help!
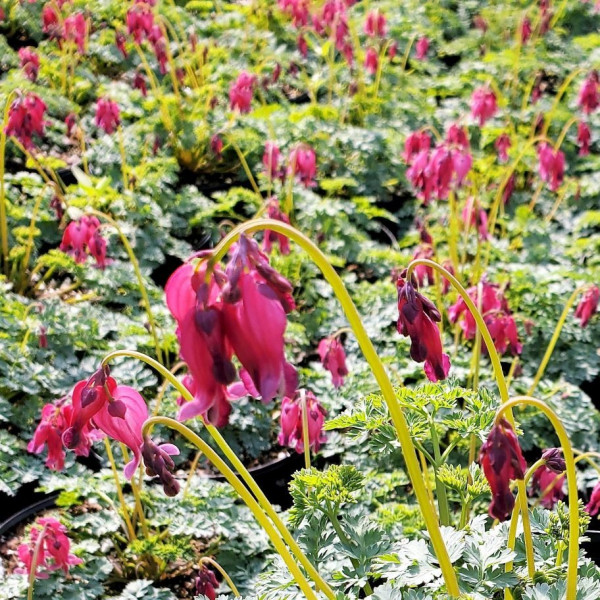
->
[141,437,180,496]
[133,71,147,96]
[364,9,386,37]
[263,141,282,180]
[278,0,310,28]
[577,121,591,156]
[397,274,450,382]
[461,196,489,241]
[415,37,429,60]
[587,481,600,516]
[317,337,348,388]
[364,47,378,75]
[278,391,327,453]
[65,113,77,136]
[578,72,600,115]
[93,385,148,478]
[148,24,167,74]
[60,215,108,268]
[388,40,398,60]
[412,245,434,286]
[16,518,81,579]
[95,98,120,134]
[403,131,431,164]
[229,71,255,113]
[575,286,599,327]
[263,197,291,255]
[520,17,532,44]
[116,30,128,58]
[494,133,511,163]
[42,4,61,40]
[196,566,219,600]
[446,124,470,149]
[470,86,497,126]
[210,134,223,158]
[165,261,235,425]
[5,93,46,149]
[64,13,87,54]
[18,47,40,81]
[28,400,72,471]
[288,144,317,187]
[297,34,308,57]
[531,465,565,509]
[537,142,565,191]
[127,4,154,44]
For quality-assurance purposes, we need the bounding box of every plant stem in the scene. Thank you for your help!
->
[208,220,461,597]
[88,210,163,364]
[142,416,321,600]
[27,523,48,600]
[301,390,311,470]
[527,286,588,396]
[406,258,535,579]
[498,396,579,600]
[201,557,241,597]
[101,349,336,600]
[429,420,451,526]
[104,438,136,541]
[183,449,203,498]
[227,136,262,199]
[0,96,12,274]
[18,186,47,294]
[117,126,130,192]
[542,68,586,137]
[328,512,373,596]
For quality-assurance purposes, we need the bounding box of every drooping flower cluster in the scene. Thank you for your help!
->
[195,565,220,600]
[16,518,82,579]
[60,215,109,268]
[229,71,256,113]
[494,133,511,163]
[479,418,527,521]
[396,272,451,382]
[449,281,522,356]
[363,9,386,38]
[530,448,566,509]
[278,390,327,453]
[5,93,47,149]
[587,481,600,516]
[537,142,565,192]
[95,98,120,134]
[318,336,349,388]
[461,196,489,241]
[577,121,591,156]
[18,47,40,81]
[404,125,472,204]
[288,144,317,187]
[415,37,429,60]
[470,86,497,126]
[165,235,298,427]
[63,12,87,54]
[578,71,600,115]
[575,285,599,327]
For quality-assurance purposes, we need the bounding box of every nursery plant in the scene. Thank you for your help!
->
[1,0,600,599]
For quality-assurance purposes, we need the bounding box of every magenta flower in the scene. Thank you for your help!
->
[470,86,497,126]
[531,465,565,509]
[148,24,167,74]
[396,274,450,382]
[18,47,40,81]
[116,30,128,58]
[229,71,255,113]
[210,134,223,158]
[578,72,600,114]
[412,245,434,286]
[263,197,291,255]
[288,144,317,187]
[480,418,526,521]
[403,131,431,164]
[445,123,470,149]
[196,565,219,600]
[141,437,180,496]
[317,337,349,388]
[263,141,282,180]
[133,72,147,96]
[577,121,591,156]
[297,34,308,57]
[60,215,108,268]
[494,133,511,163]
[537,142,565,191]
[520,17,532,44]
[95,98,120,134]
[462,196,489,241]
[127,4,154,44]
[587,481,600,515]
[575,286,599,327]
[415,36,429,60]
[278,0,310,28]
[364,47,378,75]
[5,93,46,149]
[16,518,81,579]
[364,9,386,37]
[64,12,87,54]
[42,4,61,40]
[65,113,77,136]
[278,391,327,453]
[28,400,73,471]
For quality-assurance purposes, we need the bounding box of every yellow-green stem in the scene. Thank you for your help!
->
[209,220,461,596]
[117,126,130,192]
[407,258,535,577]
[101,349,335,600]
[142,416,320,600]
[542,68,586,137]
[120,443,150,537]
[183,449,203,498]
[88,210,163,364]
[104,438,136,541]
[527,286,588,396]
[0,95,13,273]
[227,136,262,199]
[554,117,579,152]
[201,557,241,597]
[18,186,47,294]
[497,396,579,600]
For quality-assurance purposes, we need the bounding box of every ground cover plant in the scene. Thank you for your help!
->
[0,0,600,598]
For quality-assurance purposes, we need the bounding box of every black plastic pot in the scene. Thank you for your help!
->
[582,530,600,565]
[0,484,59,537]
[205,451,305,510]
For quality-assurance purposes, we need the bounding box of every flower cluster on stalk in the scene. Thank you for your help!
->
[60,215,109,268]
[5,93,47,149]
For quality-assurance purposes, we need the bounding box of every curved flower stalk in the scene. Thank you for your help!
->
[208,219,461,597]
[497,396,579,600]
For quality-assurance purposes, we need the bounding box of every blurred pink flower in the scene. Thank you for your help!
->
[278,391,327,453]
[318,337,348,388]
[575,286,599,327]
[415,37,429,60]
[229,71,255,113]
[470,86,497,126]
[95,98,120,134]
